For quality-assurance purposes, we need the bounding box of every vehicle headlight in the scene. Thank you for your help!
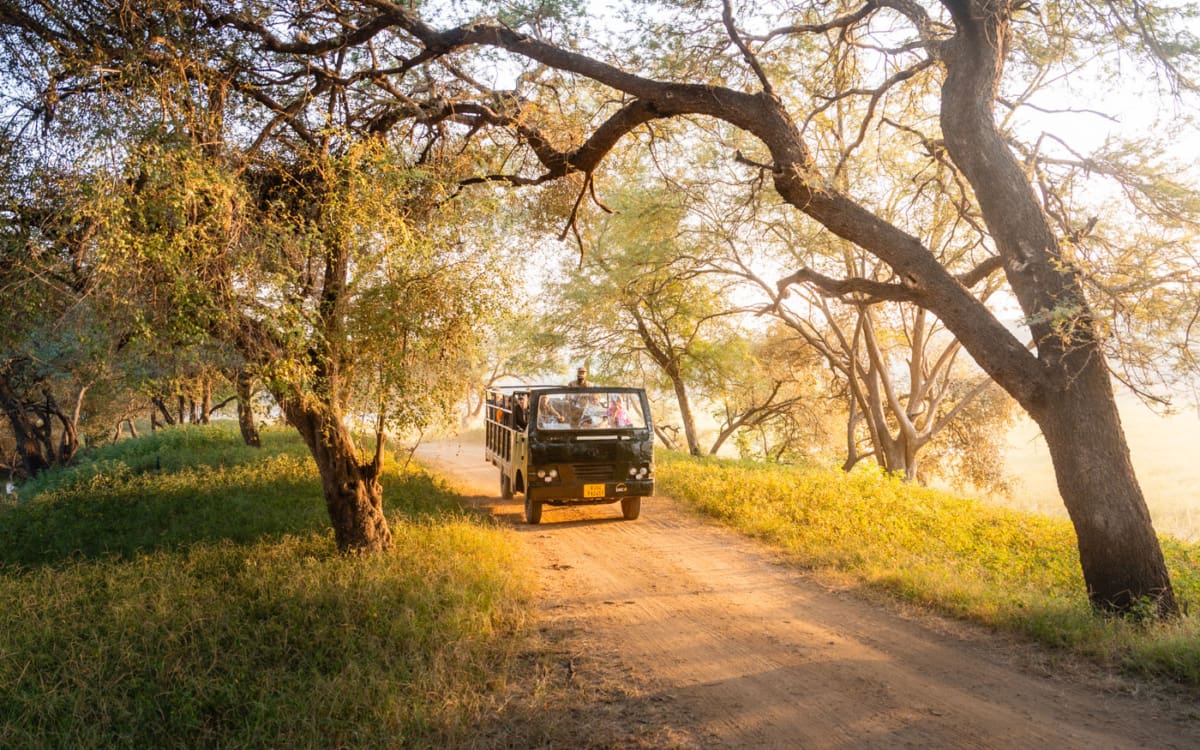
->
[629,467,638,476]
[537,470,546,478]
[549,468,558,479]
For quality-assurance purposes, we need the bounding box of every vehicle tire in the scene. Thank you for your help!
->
[525,495,543,525]
[501,472,513,500]
[620,497,641,520]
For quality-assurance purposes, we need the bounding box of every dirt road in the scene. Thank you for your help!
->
[417,437,1200,749]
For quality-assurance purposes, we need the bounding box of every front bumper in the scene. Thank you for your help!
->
[527,479,654,503]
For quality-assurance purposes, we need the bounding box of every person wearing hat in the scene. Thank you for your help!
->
[568,367,590,387]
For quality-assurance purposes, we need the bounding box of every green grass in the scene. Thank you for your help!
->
[656,450,1200,685]
[0,425,534,749]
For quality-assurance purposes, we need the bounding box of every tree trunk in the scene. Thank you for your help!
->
[200,379,212,425]
[653,422,680,451]
[1033,354,1174,613]
[54,410,79,464]
[669,371,703,456]
[235,370,261,448]
[0,365,50,477]
[280,395,392,554]
[936,3,1176,616]
[152,396,175,426]
[115,417,140,442]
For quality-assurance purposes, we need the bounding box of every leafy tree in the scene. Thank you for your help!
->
[547,187,747,455]
[0,133,130,475]
[704,323,840,459]
[0,1,503,553]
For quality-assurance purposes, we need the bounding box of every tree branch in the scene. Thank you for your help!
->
[721,0,773,94]
[777,267,922,304]
[957,255,1004,288]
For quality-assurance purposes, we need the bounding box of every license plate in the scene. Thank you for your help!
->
[583,483,606,498]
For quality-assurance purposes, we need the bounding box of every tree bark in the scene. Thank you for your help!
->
[235,370,261,448]
[1034,360,1173,612]
[51,399,80,464]
[280,394,392,554]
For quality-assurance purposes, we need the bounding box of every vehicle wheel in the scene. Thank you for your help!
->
[525,495,543,525]
[501,472,513,500]
[620,497,641,520]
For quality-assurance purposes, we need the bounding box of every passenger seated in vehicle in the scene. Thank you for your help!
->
[513,394,528,431]
[608,395,632,427]
[538,396,568,428]
[580,394,609,427]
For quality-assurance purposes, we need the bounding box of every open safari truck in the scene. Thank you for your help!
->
[485,385,655,524]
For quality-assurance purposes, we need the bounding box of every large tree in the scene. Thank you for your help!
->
[0,0,503,552]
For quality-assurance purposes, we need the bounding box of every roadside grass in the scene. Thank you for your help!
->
[657,451,1200,686]
[0,424,536,749]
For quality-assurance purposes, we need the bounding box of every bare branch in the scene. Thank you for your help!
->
[777,267,922,304]
[749,1,879,43]
[721,0,773,94]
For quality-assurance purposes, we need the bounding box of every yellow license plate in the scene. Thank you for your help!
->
[583,483,606,498]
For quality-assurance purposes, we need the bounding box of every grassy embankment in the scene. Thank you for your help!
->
[656,451,1200,685]
[0,426,538,749]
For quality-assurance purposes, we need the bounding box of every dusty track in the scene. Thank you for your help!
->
[417,437,1200,749]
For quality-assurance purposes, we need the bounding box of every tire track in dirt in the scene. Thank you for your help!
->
[417,437,1200,749]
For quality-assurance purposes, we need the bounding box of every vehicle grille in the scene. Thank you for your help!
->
[573,464,615,481]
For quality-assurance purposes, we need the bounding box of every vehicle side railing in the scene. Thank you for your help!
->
[484,388,514,464]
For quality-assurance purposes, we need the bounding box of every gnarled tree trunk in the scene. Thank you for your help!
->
[279,394,392,554]
[0,364,50,477]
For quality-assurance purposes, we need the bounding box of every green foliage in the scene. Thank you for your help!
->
[0,425,534,748]
[657,450,1200,684]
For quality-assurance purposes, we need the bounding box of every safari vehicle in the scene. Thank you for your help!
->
[484,385,655,524]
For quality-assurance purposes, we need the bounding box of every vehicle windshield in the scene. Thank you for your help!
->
[535,391,647,430]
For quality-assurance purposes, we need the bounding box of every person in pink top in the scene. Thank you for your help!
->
[608,395,632,427]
